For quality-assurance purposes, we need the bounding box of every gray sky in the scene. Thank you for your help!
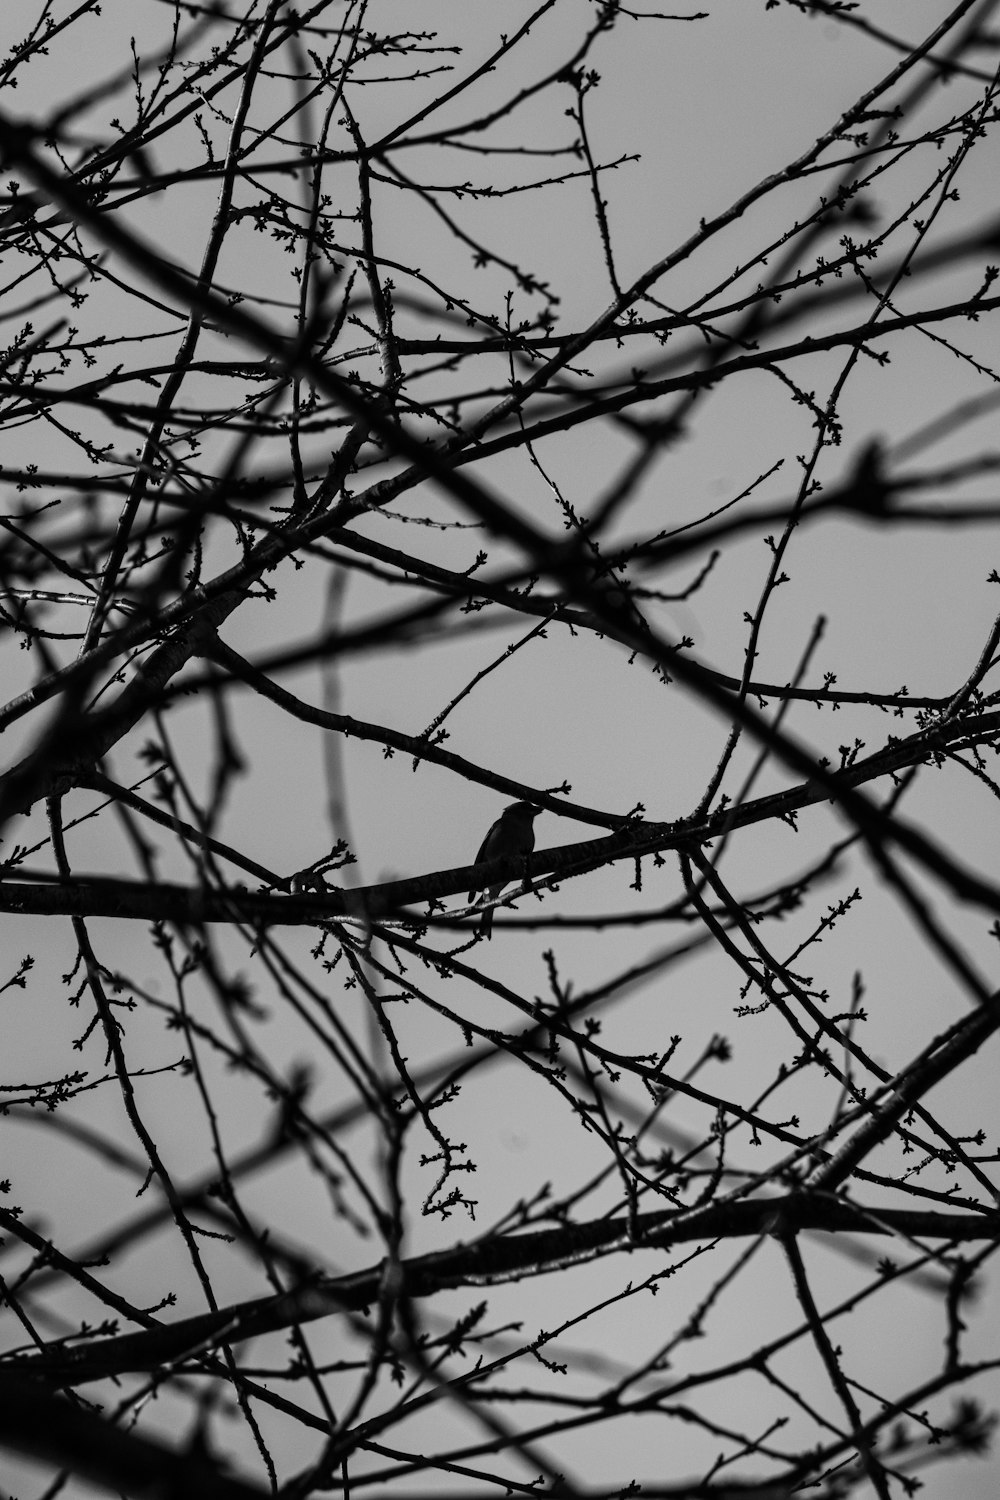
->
[2,2,1000,1494]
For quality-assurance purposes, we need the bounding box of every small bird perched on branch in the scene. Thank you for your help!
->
[468,801,540,938]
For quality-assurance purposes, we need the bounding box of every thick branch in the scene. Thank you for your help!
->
[14,1194,999,1389]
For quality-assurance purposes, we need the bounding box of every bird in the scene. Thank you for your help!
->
[468,801,540,938]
